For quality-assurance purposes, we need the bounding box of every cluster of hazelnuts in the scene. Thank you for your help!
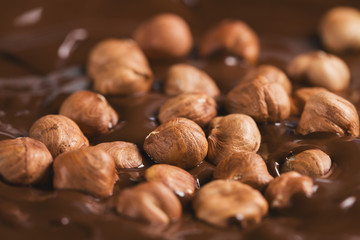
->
[0,6,360,228]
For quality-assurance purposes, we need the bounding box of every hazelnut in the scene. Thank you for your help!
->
[292,87,328,114]
[164,64,220,98]
[207,114,261,165]
[319,7,360,52]
[264,171,314,208]
[158,93,217,127]
[297,91,359,137]
[0,137,52,185]
[59,90,118,137]
[95,141,143,169]
[144,164,198,198]
[143,118,208,170]
[88,39,153,95]
[226,75,291,122]
[193,180,268,228]
[213,152,273,191]
[53,147,117,198]
[200,20,260,64]
[116,181,182,225]
[29,114,89,158]
[133,13,193,59]
[287,51,350,92]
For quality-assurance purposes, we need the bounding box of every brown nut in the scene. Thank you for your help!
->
[193,180,268,228]
[143,118,208,170]
[287,51,350,92]
[226,75,291,122]
[200,20,260,64]
[53,147,117,198]
[145,164,198,198]
[0,137,52,185]
[297,91,359,137]
[59,90,118,137]
[207,114,261,165]
[264,171,314,209]
[88,39,153,95]
[214,152,273,191]
[158,93,217,127]
[282,149,332,178]
[292,87,328,114]
[95,141,143,169]
[116,181,182,225]
[29,114,89,158]
[133,13,193,59]
[319,7,360,52]
[164,64,220,98]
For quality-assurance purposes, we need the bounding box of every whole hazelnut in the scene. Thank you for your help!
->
[29,114,89,158]
[116,181,182,225]
[193,180,268,228]
[297,91,359,137]
[226,75,291,122]
[319,7,360,52]
[292,87,328,114]
[158,93,217,127]
[164,64,220,98]
[59,90,118,137]
[53,147,117,198]
[287,51,350,92]
[0,137,52,185]
[207,114,261,165]
[200,20,260,64]
[133,13,193,59]
[143,118,208,170]
[264,171,314,209]
[88,39,153,95]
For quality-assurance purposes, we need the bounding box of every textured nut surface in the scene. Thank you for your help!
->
[158,93,217,127]
[0,137,52,185]
[207,114,261,165]
[164,64,220,98]
[292,87,328,114]
[297,91,359,137]
[214,152,273,191]
[88,39,153,95]
[226,76,290,122]
[200,20,260,64]
[116,181,182,225]
[193,180,268,228]
[265,171,314,208]
[59,90,118,137]
[143,118,208,169]
[53,147,117,198]
[133,13,193,59]
[29,114,89,158]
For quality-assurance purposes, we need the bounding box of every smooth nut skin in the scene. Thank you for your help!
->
[0,137,52,185]
[59,90,118,137]
[226,76,291,122]
[297,91,359,137]
[292,87,328,114]
[53,147,117,198]
[29,114,89,158]
[145,164,198,198]
[207,114,261,165]
[88,39,153,95]
[265,171,314,209]
[287,51,350,92]
[158,93,217,127]
[214,152,274,191]
[200,20,260,64]
[133,13,193,59]
[319,7,360,52]
[282,149,332,178]
[193,180,268,228]
[143,118,208,170]
[164,64,220,98]
[116,181,182,225]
